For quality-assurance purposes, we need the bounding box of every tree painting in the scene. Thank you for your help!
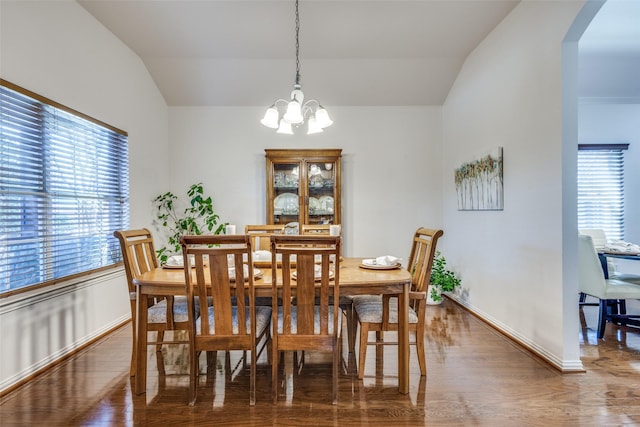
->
[455,147,503,211]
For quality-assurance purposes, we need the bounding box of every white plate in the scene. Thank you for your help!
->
[309,197,320,211]
[274,193,298,211]
[229,266,262,281]
[318,195,334,213]
[359,258,402,270]
[359,262,401,270]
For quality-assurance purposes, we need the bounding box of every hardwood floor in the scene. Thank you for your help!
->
[2,298,640,426]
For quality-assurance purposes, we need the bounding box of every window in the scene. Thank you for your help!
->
[0,80,129,295]
[577,144,628,240]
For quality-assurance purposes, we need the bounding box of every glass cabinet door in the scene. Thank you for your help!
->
[272,162,301,229]
[307,161,336,224]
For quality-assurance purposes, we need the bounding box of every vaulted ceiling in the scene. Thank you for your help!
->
[78,0,640,107]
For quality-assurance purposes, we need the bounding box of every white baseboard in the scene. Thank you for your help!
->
[445,293,585,372]
[0,314,129,394]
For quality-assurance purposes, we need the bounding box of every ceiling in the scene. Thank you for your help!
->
[77,0,640,107]
[579,0,640,102]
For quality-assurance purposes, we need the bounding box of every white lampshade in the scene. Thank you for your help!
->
[283,100,303,124]
[315,107,333,128]
[276,119,293,134]
[306,116,323,134]
[260,107,280,129]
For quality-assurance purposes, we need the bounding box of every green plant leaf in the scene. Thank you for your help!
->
[153,183,224,258]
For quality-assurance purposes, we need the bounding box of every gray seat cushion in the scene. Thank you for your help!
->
[196,306,272,336]
[147,296,193,323]
[352,295,419,324]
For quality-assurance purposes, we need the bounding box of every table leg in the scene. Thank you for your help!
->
[398,283,409,394]
[135,287,148,395]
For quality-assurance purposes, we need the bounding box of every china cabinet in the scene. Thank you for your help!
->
[265,149,341,231]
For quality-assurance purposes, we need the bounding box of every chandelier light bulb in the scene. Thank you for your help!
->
[283,99,304,124]
[260,106,280,129]
[307,116,323,134]
[314,107,333,129]
[276,119,293,135]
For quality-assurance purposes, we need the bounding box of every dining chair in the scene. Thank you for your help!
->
[352,227,443,379]
[181,234,272,406]
[245,224,286,251]
[270,234,341,404]
[300,224,355,351]
[579,229,640,285]
[578,234,640,339]
[114,228,192,377]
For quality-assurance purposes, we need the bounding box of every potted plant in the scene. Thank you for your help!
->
[428,251,461,304]
[153,182,226,265]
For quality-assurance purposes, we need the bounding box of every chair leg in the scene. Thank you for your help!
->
[416,330,427,376]
[332,337,339,405]
[250,344,257,406]
[129,321,137,377]
[343,305,356,353]
[597,299,608,339]
[358,323,369,380]
[272,339,279,403]
[155,331,166,376]
[206,351,216,370]
[188,350,199,406]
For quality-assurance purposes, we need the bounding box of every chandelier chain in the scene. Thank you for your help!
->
[260,0,332,133]
[295,0,301,86]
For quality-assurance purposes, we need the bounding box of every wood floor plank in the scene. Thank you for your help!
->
[2,297,640,426]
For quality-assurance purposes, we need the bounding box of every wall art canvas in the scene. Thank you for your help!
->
[455,147,503,211]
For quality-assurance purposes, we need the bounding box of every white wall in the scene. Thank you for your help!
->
[579,103,640,241]
[0,1,168,392]
[442,1,585,369]
[579,103,640,276]
[167,106,443,261]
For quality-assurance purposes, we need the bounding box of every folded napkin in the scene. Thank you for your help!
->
[363,255,401,266]
[375,255,401,266]
[166,255,184,266]
[253,250,272,261]
[166,254,198,267]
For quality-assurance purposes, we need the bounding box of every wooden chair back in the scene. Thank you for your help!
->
[407,227,445,294]
[301,224,342,236]
[114,228,159,296]
[245,224,285,251]
[300,224,330,235]
[269,234,341,404]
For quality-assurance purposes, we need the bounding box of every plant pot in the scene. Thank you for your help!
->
[426,284,442,305]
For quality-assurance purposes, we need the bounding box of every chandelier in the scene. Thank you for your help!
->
[260,0,333,135]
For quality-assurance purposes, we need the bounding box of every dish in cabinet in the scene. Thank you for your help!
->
[274,193,298,214]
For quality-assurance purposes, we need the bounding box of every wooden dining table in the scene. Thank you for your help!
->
[133,257,412,396]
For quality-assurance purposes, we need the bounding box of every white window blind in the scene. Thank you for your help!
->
[577,144,627,240]
[0,80,129,294]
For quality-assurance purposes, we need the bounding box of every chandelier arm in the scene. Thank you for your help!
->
[301,99,320,117]
[272,98,290,109]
